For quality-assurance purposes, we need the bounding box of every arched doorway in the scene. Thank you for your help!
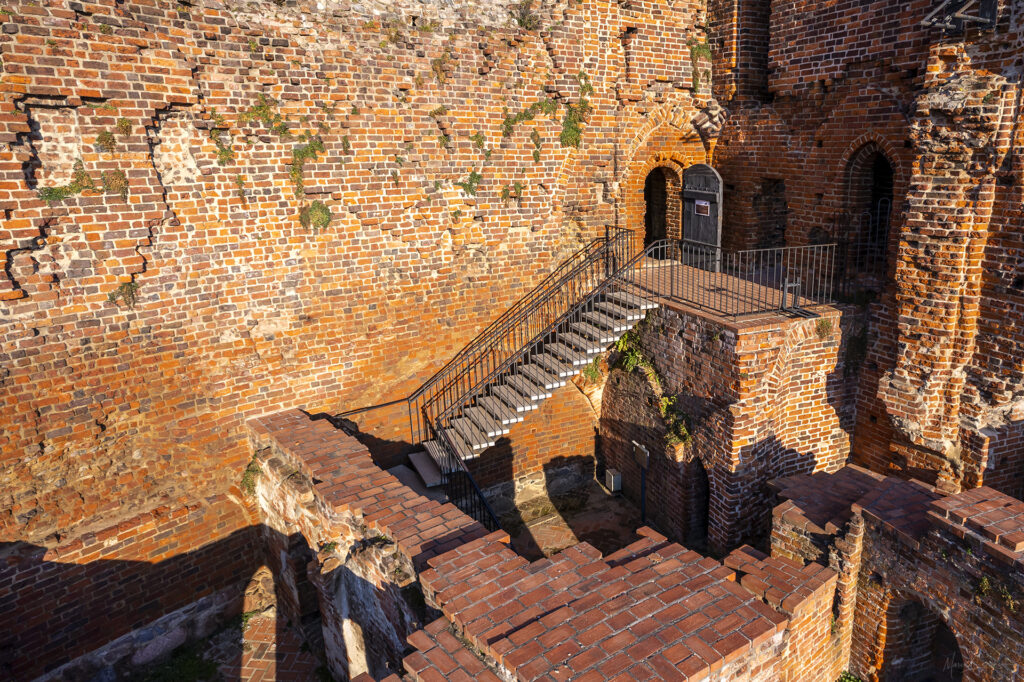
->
[643,167,681,246]
[881,597,963,681]
[843,143,895,292]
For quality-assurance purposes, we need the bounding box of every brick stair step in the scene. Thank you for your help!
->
[478,395,524,424]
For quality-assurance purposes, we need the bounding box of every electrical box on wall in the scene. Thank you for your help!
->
[605,469,622,492]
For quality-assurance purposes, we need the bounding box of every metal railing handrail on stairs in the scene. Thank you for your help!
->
[340,233,838,531]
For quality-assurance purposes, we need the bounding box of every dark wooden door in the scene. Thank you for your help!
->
[683,163,722,246]
[682,164,723,270]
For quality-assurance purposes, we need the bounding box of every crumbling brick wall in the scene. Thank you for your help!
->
[0,0,712,549]
[0,495,260,680]
[710,0,1024,493]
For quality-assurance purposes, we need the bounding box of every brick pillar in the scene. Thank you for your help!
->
[875,49,1012,487]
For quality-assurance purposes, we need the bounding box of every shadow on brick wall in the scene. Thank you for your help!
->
[0,524,335,681]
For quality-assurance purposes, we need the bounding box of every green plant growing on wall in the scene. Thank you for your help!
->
[431,49,453,84]
[321,541,338,553]
[530,129,542,162]
[209,129,234,166]
[501,182,524,204]
[815,318,834,340]
[510,0,541,30]
[116,117,131,136]
[37,159,94,203]
[455,170,482,195]
[437,133,452,149]
[999,584,1018,612]
[470,131,491,158]
[582,357,601,384]
[614,322,692,446]
[287,135,325,197]
[975,576,992,599]
[837,673,864,682]
[95,130,116,152]
[559,73,594,148]
[107,281,139,308]
[299,200,332,232]
[240,94,291,137]
[240,458,261,496]
[101,169,130,201]
[688,38,713,91]
[235,174,246,200]
[429,105,448,118]
[501,98,558,137]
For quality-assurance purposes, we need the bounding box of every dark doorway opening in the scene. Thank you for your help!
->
[882,597,963,681]
[644,168,669,246]
[685,458,710,551]
[840,144,895,297]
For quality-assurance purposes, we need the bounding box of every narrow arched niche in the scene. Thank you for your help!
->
[881,596,964,681]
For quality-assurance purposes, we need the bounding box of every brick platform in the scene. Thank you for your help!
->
[412,527,814,681]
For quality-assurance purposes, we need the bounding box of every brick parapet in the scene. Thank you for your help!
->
[928,486,1024,572]
[724,544,839,682]
[248,409,492,572]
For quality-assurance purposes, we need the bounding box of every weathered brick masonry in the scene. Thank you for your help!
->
[0,494,260,679]
[0,0,711,546]
[710,1,1024,492]
[600,300,855,552]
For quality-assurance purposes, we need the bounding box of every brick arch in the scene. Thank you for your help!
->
[872,589,965,682]
[620,131,708,252]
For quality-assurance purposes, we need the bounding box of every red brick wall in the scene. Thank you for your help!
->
[599,304,855,553]
[0,0,711,545]
[711,0,1024,493]
[0,495,259,679]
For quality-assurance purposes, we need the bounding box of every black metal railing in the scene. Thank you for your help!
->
[631,240,837,318]
[411,228,633,444]
[340,230,837,532]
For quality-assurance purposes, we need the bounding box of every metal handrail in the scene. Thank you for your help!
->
[340,234,837,531]
[338,228,633,443]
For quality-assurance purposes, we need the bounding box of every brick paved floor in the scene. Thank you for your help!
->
[509,480,642,560]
